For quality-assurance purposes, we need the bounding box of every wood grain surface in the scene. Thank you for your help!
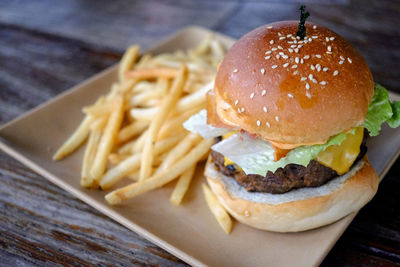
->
[0,0,399,266]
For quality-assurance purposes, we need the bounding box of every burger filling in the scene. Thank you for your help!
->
[210,131,367,194]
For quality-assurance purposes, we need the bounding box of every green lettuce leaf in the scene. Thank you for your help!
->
[212,129,355,175]
[362,83,400,136]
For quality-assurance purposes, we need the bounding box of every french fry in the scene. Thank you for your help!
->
[155,133,201,175]
[116,120,149,144]
[119,45,140,82]
[202,183,232,234]
[53,115,94,160]
[131,129,148,154]
[90,95,124,181]
[83,101,113,117]
[139,65,188,181]
[108,153,130,165]
[129,80,212,121]
[81,117,107,188]
[105,138,213,204]
[100,133,185,189]
[125,68,179,80]
[170,164,196,206]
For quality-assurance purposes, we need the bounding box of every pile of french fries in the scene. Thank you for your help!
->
[53,35,233,234]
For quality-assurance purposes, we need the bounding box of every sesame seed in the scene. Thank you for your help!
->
[275,116,279,122]
[288,93,294,98]
[320,81,327,85]
[271,47,277,51]
[306,91,312,98]
[276,54,280,59]
[308,74,313,80]
[278,45,283,50]
[265,51,272,54]
[238,108,241,113]
[304,55,310,59]
[261,68,265,74]
[292,65,298,69]
[291,44,297,48]
[308,37,312,42]
[300,58,304,64]
[301,77,307,81]
[279,36,286,40]
[306,83,310,90]
[333,70,339,76]
[294,48,299,53]
[233,69,238,73]
[235,100,239,105]
[311,64,315,70]
[261,90,267,96]
[295,57,299,63]
[282,55,288,59]
[316,64,321,71]
[263,106,268,112]
[326,51,332,54]
[250,92,255,99]
[288,48,293,53]
[297,36,301,40]
[315,54,322,58]
[312,79,317,83]
[288,41,293,44]
[266,122,271,128]
[267,26,273,29]
[340,56,345,61]
[283,63,289,68]
[241,107,245,112]
[287,34,293,38]
[279,52,284,56]
[297,44,303,48]
[293,70,298,75]
[271,65,278,69]
[257,120,261,126]
[278,32,282,36]
[330,37,335,41]
[327,45,332,51]
[326,37,330,42]
[347,58,352,63]
[293,38,297,42]
[270,40,274,44]
[298,40,304,44]
[265,55,271,59]
[339,61,344,64]
[313,25,317,29]
[323,67,329,72]
[312,36,318,39]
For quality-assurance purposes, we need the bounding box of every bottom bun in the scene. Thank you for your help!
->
[205,156,379,232]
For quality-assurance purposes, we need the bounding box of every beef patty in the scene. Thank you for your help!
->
[211,134,367,194]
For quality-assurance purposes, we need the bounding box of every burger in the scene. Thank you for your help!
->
[184,20,400,232]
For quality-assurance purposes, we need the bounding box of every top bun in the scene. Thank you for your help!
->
[212,21,374,147]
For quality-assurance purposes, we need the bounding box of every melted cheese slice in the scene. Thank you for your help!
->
[222,131,238,166]
[316,127,364,175]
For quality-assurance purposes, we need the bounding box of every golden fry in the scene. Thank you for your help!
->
[53,115,94,160]
[81,117,107,188]
[202,183,232,234]
[139,65,188,181]
[125,68,179,80]
[105,138,213,204]
[90,95,124,181]
[170,164,196,206]
[116,120,149,144]
[119,45,140,82]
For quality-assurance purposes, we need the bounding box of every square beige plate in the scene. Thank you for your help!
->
[1,26,400,267]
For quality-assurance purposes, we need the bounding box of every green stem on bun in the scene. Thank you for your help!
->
[296,5,310,39]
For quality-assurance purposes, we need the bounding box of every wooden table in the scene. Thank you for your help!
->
[1,1,399,266]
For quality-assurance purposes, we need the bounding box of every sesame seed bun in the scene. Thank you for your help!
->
[205,156,379,232]
[211,21,374,147]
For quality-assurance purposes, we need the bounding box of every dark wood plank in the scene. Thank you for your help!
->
[0,0,400,266]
